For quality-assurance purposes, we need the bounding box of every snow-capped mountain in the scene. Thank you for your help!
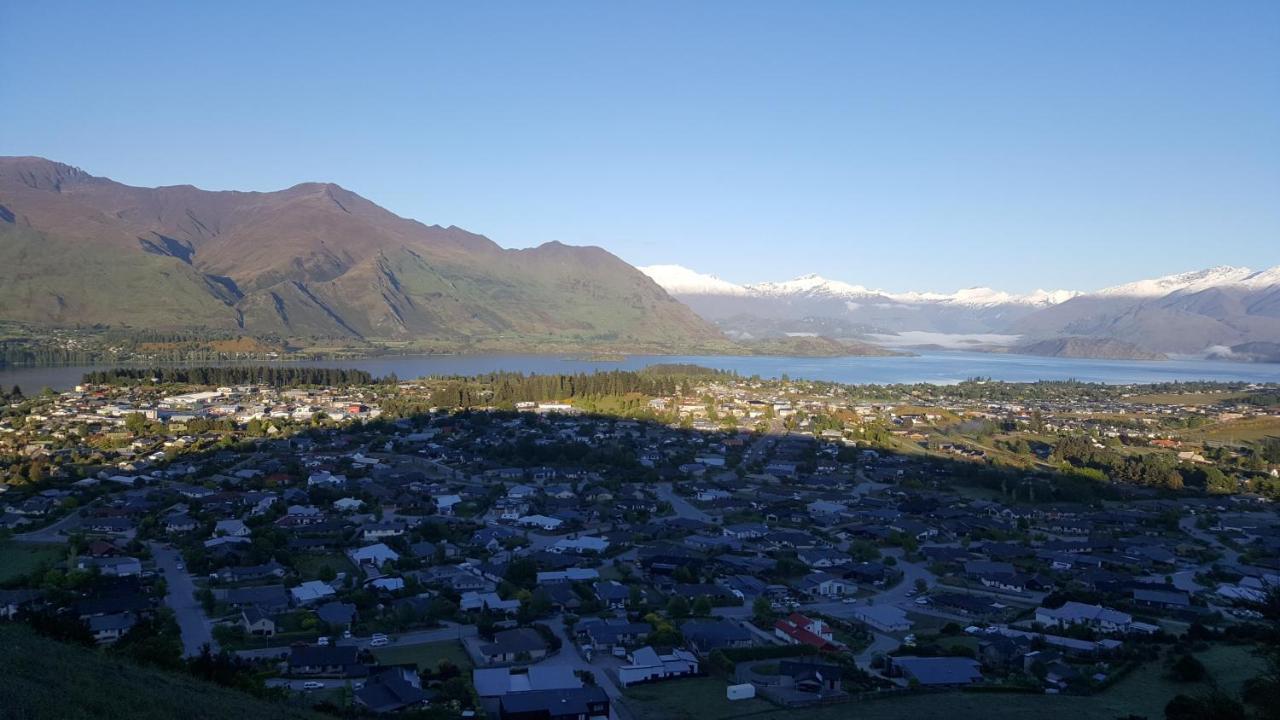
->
[640,265,1078,308]
[643,263,1280,357]
[1095,266,1260,298]
[637,264,747,296]
[746,274,880,299]
[1015,264,1280,355]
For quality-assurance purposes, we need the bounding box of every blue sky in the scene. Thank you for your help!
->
[2,1,1277,293]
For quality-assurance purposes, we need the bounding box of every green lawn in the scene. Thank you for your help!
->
[372,640,472,671]
[290,551,356,582]
[0,541,64,583]
[624,677,774,719]
[622,644,1267,720]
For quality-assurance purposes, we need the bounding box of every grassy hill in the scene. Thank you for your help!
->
[0,624,325,720]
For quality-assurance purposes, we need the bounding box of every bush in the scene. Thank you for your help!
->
[1170,654,1205,683]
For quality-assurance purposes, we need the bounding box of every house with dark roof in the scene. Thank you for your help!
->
[479,628,550,665]
[680,619,753,655]
[287,644,366,677]
[316,601,358,629]
[355,667,432,714]
[498,687,609,720]
[777,659,843,694]
[1132,587,1192,610]
[240,606,277,636]
[890,656,983,686]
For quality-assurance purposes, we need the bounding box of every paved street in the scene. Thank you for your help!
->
[534,617,632,720]
[235,622,478,661]
[655,483,711,523]
[13,501,98,543]
[151,542,218,657]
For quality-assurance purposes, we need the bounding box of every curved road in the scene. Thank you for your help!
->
[151,542,217,657]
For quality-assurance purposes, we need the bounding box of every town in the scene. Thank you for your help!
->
[1,366,1278,720]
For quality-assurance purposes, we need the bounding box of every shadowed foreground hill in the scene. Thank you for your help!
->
[0,157,725,352]
[0,624,325,720]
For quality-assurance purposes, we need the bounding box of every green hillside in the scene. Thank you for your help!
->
[0,625,325,720]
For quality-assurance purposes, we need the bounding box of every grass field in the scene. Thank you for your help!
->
[0,624,326,720]
[623,644,1266,720]
[372,640,472,671]
[0,541,64,583]
[290,551,356,582]
[1182,416,1280,443]
[1128,391,1249,405]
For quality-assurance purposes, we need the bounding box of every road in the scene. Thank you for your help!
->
[152,542,218,657]
[13,502,98,543]
[1180,516,1240,566]
[535,617,631,720]
[655,483,711,523]
[235,622,479,661]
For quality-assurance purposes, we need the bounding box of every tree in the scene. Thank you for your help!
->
[666,595,690,619]
[628,584,646,611]
[752,596,775,626]
[1170,654,1206,683]
[1203,467,1235,495]
[125,412,150,436]
[691,595,713,617]
[504,557,537,590]
[317,564,337,582]
[1165,690,1245,720]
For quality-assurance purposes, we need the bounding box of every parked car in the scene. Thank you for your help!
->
[370,637,389,647]
[317,636,330,646]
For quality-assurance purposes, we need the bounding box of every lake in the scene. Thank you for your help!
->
[3,351,1280,392]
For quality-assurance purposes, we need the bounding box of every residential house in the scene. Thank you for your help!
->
[498,687,609,720]
[617,646,700,687]
[479,628,550,665]
[287,645,366,677]
[774,613,841,652]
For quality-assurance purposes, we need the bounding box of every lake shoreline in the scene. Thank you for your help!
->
[4,351,1280,393]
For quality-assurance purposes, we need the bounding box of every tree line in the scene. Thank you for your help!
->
[81,366,380,387]
[425,368,729,409]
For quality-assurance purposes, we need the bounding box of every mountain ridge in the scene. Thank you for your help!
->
[0,157,727,353]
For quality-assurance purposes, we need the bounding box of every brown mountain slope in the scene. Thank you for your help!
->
[0,157,725,351]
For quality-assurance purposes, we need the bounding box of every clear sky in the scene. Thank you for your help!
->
[2,1,1277,293]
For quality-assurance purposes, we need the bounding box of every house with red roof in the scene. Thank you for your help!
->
[774,612,842,652]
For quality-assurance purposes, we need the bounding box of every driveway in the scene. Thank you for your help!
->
[151,542,217,657]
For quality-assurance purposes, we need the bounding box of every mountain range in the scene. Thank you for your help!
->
[640,264,1280,358]
[0,157,724,353]
[2,156,1274,361]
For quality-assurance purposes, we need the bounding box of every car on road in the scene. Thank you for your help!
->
[175,563,184,571]
[317,636,330,646]
[842,597,857,604]
[302,681,324,691]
